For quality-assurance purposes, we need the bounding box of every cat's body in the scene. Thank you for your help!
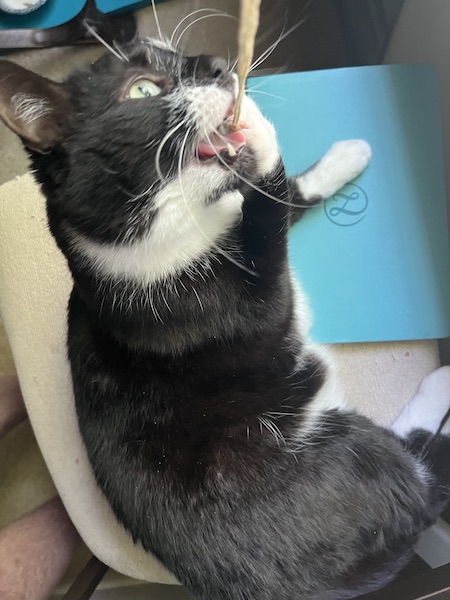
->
[1,40,449,599]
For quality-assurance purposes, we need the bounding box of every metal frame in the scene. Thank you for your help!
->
[62,556,108,600]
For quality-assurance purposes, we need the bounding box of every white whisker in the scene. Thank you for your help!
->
[159,287,173,314]
[248,19,307,74]
[226,47,231,71]
[259,416,286,447]
[170,8,234,48]
[205,126,310,209]
[151,0,163,39]
[175,13,237,49]
[155,119,190,182]
[112,40,129,62]
[191,286,204,312]
[148,288,164,323]
[247,89,288,102]
[84,21,128,62]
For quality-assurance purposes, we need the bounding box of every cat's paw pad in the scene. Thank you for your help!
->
[391,366,450,437]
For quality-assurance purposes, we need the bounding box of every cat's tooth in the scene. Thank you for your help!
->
[227,143,236,157]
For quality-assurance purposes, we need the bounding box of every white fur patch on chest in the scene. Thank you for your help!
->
[74,166,244,285]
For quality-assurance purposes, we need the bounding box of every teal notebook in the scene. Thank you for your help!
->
[247,65,450,344]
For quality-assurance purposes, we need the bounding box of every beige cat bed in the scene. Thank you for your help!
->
[0,173,440,582]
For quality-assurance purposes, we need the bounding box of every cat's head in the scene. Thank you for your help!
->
[0,41,279,287]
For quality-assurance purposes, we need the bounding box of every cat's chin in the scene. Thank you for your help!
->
[195,147,246,170]
[192,145,257,183]
[195,112,248,169]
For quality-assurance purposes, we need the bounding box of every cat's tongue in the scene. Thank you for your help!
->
[197,130,246,160]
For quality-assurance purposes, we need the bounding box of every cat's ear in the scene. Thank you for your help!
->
[0,60,72,154]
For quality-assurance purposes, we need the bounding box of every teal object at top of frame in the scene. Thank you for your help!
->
[96,0,165,15]
[0,0,86,29]
[0,0,166,29]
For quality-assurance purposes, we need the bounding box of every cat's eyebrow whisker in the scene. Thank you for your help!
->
[112,40,129,62]
[151,0,163,40]
[170,8,233,49]
[192,58,199,88]
[174,13,237,50]
[226,47,231,72]
[83,21,129,62]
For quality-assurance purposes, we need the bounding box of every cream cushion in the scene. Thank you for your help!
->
[0,174,177,584]
[0,173,440,580]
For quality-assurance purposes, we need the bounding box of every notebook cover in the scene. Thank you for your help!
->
[247,64,450,343]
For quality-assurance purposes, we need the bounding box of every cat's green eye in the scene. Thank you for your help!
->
[128,79,161,99]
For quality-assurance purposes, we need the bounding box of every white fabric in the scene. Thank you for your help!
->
[0,173,440,580]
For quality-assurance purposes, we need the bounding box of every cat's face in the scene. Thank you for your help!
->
[0,40,279,285]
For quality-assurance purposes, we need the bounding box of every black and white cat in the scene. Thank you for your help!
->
[1,39,449,600]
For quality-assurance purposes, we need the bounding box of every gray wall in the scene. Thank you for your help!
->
[384,0,450,364]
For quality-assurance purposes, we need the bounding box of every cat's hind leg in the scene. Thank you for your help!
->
[391,367,450,519]
[390,366,450,437]
[289,139,371,223]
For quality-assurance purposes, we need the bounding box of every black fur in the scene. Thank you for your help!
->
[5,41,449,599]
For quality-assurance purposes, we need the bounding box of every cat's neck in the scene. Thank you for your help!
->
[59,162,293,355]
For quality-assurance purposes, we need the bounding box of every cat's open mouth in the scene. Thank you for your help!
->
[196,113,247,166]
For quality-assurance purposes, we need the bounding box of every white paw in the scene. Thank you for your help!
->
[325,139,372,183]
[240,95,280,177]
[297,139,371,201]
[390,366,450,437]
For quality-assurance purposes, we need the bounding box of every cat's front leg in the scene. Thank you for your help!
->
[237,95,293,225]
[235,97,294,279]
[289,140,372,224]
[240,96,282,180]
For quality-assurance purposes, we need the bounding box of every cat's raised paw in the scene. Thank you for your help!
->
[296,139,371,202]
[325,139,372,182]
[239,96,280,177]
